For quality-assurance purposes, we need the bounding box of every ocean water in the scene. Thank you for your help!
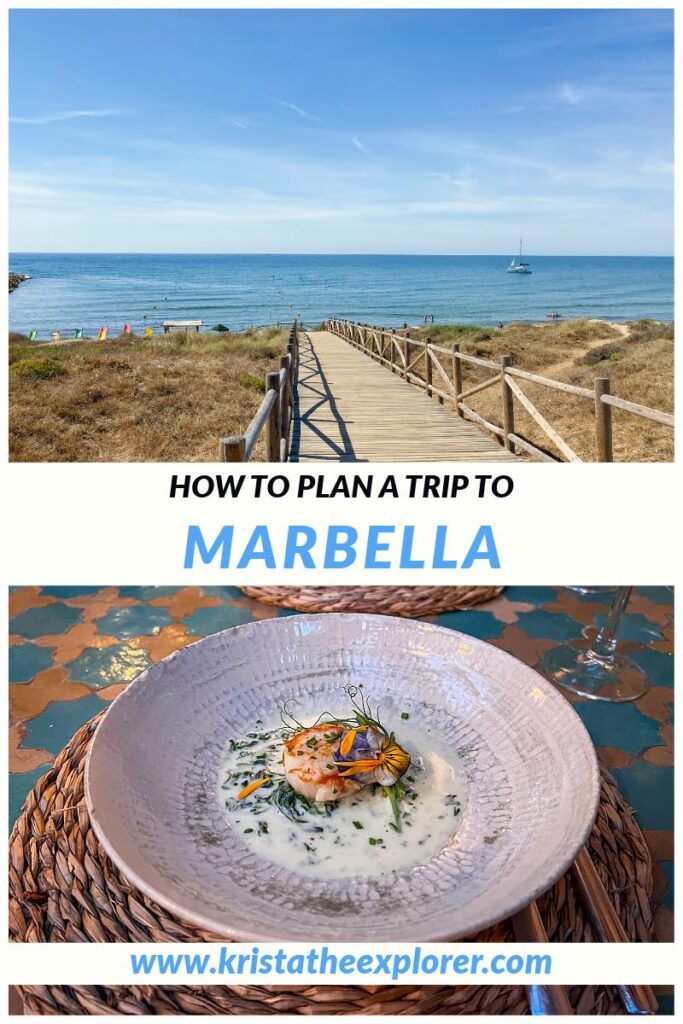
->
[8,253,673,338]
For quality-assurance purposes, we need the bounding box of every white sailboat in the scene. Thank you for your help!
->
[507,238,532,274]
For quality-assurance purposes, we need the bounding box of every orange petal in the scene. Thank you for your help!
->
[237,776,272,800]
[340,727,360,756]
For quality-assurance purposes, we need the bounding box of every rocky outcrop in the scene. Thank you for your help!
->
[9,272,30,293]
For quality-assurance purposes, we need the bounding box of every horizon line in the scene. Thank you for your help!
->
[9,250,673,259]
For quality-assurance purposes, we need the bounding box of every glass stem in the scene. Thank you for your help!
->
[590,586,632,660]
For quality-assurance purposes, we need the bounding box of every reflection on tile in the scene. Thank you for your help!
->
[93,605,173,638]
[66,644,151,687]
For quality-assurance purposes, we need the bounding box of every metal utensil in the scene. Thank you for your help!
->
[511,901,574,1014]
[571,848,658,1014]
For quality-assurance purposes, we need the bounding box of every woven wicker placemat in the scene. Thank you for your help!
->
[10,714,654,1016]
[240,585,504,617]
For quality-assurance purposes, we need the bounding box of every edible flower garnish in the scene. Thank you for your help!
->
[237,776,272,800]
[235,686,412,831]
[333,726,410,786]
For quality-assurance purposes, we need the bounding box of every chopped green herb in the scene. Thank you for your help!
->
[352,820,364,830]
[400,711,410,720]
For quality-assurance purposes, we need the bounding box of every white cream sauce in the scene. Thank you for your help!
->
[218,712,467,878]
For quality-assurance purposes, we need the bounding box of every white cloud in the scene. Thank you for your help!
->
[558,82,583,106]
[352,136,368,154]
[10,108,121,125]
[277,100,320,121]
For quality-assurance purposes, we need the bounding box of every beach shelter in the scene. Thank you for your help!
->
[212,323,230,332]
[98,327,108,342]
[75,328,83,339]
[51,331,61,342]
[144,326,153,337]
[123,324,131,334]
[28,331,37,342]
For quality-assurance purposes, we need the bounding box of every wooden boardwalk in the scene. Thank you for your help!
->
[289,331,517,462]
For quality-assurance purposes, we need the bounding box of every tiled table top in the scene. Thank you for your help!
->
[9,585,673,944]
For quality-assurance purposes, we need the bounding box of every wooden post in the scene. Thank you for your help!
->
[220,436,246,461]
[452,344,463,416]
[405,331,412,380]
[500,355,515,451]
[594,377,613,462]
[266,370,280,462]
[280,355,291,453]
[424,337,433,397]
[390,329,396,373]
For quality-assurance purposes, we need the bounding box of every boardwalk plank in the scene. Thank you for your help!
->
[289,331,517,463]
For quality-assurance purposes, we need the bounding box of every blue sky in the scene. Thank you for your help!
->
[9,9,673,255]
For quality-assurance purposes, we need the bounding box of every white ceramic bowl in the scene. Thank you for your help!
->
[85,613,599,941]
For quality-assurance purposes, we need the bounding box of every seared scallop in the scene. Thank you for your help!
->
[283,724,361,803]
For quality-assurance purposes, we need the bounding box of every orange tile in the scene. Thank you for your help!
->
[76,588,140,621]
[148,587,222,618]
[96,683,130,702]
[595,746,634,769]
[10,667,91,722]
[32,622,119,663]
[131,624,196,662]
[9,721,52,772]
[9,587,56,617]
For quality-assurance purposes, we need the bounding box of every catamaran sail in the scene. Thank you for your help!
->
[507,238,532,274]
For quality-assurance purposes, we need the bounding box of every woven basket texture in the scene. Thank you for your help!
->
[240,586,504,617]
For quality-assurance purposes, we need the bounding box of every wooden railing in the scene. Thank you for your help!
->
[324,318,674,463]
[219,321,299,461]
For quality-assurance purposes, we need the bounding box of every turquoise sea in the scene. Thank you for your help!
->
[8,253,673,338]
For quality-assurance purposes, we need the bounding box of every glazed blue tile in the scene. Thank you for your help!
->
[657,993,674,1015]
[574,700,662,756]
[514,609,584,641]
[501,586,558,605]
[94,605,173,638]
[9,643,55,683]
[66,644,150,687]
[638,586,675,606]
[629,649,674,689]
[659,861,674,911]
[434,609,505,639]
[39,586,103,598]
[611,763,673,831]
[117,586,183,600]
[22,694,105,755]
[9,763,51,831]
[200,587,245,599]
[183,604,258,636]
[9,603,83,639]
[595,611,663,645]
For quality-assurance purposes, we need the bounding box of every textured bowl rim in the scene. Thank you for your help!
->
[85,612,601,941]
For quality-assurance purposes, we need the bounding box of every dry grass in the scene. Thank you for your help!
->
[9,326,288,462]
[409,319,674,462]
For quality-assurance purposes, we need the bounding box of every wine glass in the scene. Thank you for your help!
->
[542,586,649,703]
[567,586,616,596]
